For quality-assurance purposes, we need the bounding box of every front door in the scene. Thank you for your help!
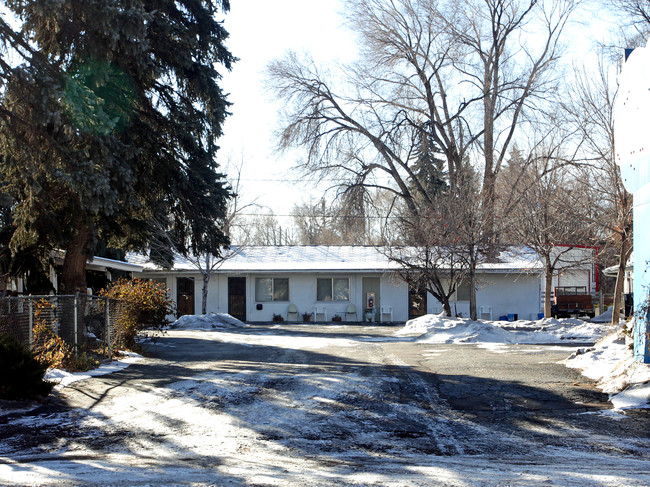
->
[177,277,195,317]
[362,277,380,322]
[228,277,246,322]
[409,283,427,319]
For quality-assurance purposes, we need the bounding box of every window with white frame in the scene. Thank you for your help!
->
[255,278,289,302]
[316,277,350,301]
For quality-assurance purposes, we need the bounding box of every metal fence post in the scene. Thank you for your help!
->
[28,298,33,350]
[105,297,111,358]
[73,292,79,354]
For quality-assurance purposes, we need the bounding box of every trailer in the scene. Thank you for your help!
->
[552,286,595,318]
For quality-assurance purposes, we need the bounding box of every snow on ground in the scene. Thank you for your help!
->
[170,312,245,330]
[401,313,650,409]
[398,313,610,343]
[1,314,650,486]
[564,319,650,410]
[44,351,144,391]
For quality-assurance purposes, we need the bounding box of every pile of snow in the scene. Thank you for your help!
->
[170,313,245,330]
[535,317,613,340]
[565,319,650,410]
[398,313,610,344]
[590,305,613,323]
[398,314,517,343]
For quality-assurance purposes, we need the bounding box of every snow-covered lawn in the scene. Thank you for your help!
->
[0,312,648,486]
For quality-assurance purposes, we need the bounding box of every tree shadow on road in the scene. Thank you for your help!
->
[2,330,649,485]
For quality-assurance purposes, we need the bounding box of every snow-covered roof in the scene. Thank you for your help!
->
[129,246,398,273]
[50,250,144,273]
[129,245,545,274]
[603,253,634,277]
[480,247,543,272]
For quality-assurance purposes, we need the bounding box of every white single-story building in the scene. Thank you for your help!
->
[128,245,596,323]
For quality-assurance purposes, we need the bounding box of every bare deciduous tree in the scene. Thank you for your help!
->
[268,0,578,318]
[502,147,597,317]
[268,0,576,235]
[564,51,633,325]
[291,192,373,245]
[245,211,296,246]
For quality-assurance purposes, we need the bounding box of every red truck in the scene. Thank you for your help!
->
[552,286,595,318]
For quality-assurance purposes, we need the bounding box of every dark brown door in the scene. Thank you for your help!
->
[409,284,427,319]
[228,277,246,322]
[177,277,195,317]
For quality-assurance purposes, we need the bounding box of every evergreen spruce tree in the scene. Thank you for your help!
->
[0,0,234,292]
[411,123,449,198]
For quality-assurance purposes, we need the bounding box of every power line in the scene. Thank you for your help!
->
[237,212,401,220]
[228,176,399,184]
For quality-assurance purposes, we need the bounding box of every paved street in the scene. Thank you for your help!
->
[1,324,649,486]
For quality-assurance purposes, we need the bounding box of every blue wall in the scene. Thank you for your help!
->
[633,184,650,363]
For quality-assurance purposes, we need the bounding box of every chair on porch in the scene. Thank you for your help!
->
[380,306,393,322]
[287,303,299,321]
[313,306,327,322]
[345,303,357,321]
[479,306,492,321]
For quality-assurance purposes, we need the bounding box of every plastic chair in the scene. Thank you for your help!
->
[380,306,393,322]
[313,306,327,322]
[287,303,299,321]
[345,303,357,321]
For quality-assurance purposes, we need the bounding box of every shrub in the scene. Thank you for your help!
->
[100,278,174,349]
[32,300,73,369]
[31,300,101,372]
[0,332,53,400]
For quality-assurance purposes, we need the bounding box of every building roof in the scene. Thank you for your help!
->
[50,250,144,273]
[129,245,545,274]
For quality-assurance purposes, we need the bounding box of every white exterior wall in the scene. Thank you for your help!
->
[143,270,541,323]
[241,272,406,322]
[141,271,410,322]
[549,247,597,294]
[477,273,541,320]
[425,273,542,321]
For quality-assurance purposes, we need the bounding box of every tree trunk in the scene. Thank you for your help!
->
[481,172,497,247]
[60,222,90,294]
[611,235,632,326]
[544,259,554,318]
[469,246,478,321]
[201,271,211,315]
[442,298,452,317]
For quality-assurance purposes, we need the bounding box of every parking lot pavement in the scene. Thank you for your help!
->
[1,323,649,486]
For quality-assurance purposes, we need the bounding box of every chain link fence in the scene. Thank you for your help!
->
[0,294,126,358]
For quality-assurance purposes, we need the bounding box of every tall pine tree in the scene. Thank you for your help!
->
[410,123,448,198]
[0,0,234,292]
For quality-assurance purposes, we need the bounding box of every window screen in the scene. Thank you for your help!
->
[255,278,273,302]
[255,278,289,302]
[317,278,332,301]
[456,282,470,301]
[273,278,289,301]
[333,278,349,301]
[317,278,349,301]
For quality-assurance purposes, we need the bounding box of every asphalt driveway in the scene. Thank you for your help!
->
[1,323,649,486]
